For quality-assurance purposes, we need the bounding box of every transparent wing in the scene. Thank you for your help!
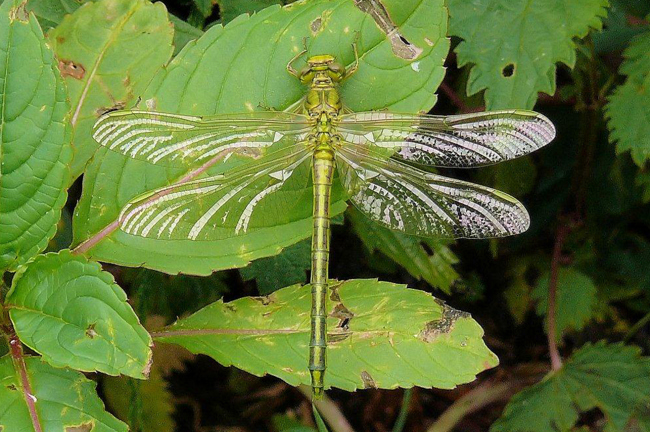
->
[336,145,530,239]
[338,110,555,167]
[118,145,312,240]
[93,110,311,166]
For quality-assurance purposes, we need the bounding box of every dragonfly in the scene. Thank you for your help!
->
[92,45,555,398]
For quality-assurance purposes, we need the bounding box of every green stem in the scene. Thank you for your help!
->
[392,388,413,432]
[298,385,354,432]
[624,311,650,343]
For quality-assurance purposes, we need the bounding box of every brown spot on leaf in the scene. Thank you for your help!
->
[58,59,86,79]
[96,102,126,117]
[9,2,28,22]
[419,304,470,343]
[360,371,377,389]
[224,304,237,313]
[7,384,17,391]
[352,0,422,60]
[252,296,271,305]
[311,17,322,34]
[85,323,97,339]
[65,422,93,432]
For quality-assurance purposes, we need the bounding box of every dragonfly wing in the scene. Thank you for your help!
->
[336,146,530,238]
[338,110,555,167]
[119,145,312,240]
[93,110,311,166]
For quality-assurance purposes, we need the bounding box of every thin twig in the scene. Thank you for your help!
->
[5,328,43,432]
[298,385,355,432]
[624,310,650,343]
[547,223,571,371]
[427,382,516,432]
[392,388,412,432]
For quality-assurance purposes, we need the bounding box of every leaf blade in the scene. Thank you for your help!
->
[6,250,152,379]
[0,0,72,272]
[154,279,498,391]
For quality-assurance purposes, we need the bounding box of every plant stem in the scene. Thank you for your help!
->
[298,385,355,432]
[4,327,43,432]
[392,388,412,432]
[624,310,650,343]
[547,224,569,371]
[427,382,514,432]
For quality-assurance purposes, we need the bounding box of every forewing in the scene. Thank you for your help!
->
[93,110,311,166]
[118,146,312,241]
[336,146,530,239]
[338,110,555,167]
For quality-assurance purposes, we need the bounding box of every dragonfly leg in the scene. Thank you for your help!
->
[344,36,360,78]
[287,37,309,77]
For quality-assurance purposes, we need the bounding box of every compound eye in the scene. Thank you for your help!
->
[329,63,345,80]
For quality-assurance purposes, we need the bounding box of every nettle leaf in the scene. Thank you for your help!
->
[348,208,459,294]
[169,14,204,55]
[0,356,127,431]
[241,239,310,294]
[532,267,597,340]
[0,0,72,272]
[24,0,84,31]
[492,342,650,432]
[153,279,498,391]
[605,31,650,167]
[49,0,174,178]
[217,0,286,23]
[73,0,450,275]
[448,0,608,109]
[6,250,152,378]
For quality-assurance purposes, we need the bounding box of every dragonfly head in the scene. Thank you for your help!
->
[299,55,346,85]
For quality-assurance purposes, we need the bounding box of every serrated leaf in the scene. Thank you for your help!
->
[25,0,85,31]
[0,355,127,431]
[154,279,498,391]
[217,0,285,23]
[103,368,174,432]
[605,31,650,167]
[0,0,72,272]
[491,342,650,432]
[532,267,597,340]
[448,0,609,109]
[241,239,310,294]
[72,0,450,275]
[48,0,173,178]
[6,250,152,378]
[169,14,203,55]
[348,208,459,294]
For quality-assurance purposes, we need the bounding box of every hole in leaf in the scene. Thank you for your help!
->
[502,63,515,77]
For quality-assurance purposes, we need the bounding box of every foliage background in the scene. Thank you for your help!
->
[2,0,650,431]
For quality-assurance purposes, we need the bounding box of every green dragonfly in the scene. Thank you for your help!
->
[92,47,555,398]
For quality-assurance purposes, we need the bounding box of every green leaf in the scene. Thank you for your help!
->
[6,250,152,378]
[273,414,316,432]
[24,0,85,31]
[349,208,459,294]
[103,368,174,432]
[0,355,127,431]
[532,267,597,340]
[154,279,498,391]
[49,0,174,178]
[217,0,285,23]
[0,0,72,272]
[474,156,537,198]
[491,342,650,432]
[605,31,650,167]
[241,239,310,294]
[169,13,203,55]
[73,0,450,275]
[448,0,609,109]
